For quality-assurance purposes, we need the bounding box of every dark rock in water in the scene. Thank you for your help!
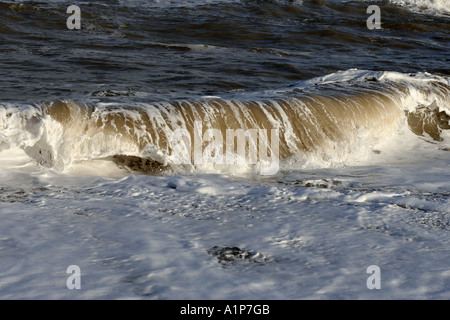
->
[207,246,267,265]
[406,102,450,142]
[111,155,167,175]
[167,182,177,189]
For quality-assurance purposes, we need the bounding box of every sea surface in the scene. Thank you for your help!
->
[0,0,449,299]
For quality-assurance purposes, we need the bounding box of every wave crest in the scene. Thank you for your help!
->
[1,70,449,175]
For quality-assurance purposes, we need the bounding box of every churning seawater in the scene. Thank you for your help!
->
[0,0,449,300]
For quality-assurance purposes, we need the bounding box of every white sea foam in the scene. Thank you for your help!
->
[389,0,450,15]
[0,148,449,299]
[358,0,450,16]
[1,71,450,299]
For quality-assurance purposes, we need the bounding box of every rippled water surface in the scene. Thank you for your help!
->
[0,0,450,300]
[0,0,448,103]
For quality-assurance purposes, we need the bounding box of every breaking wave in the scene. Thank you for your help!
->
[1,69,449,175]
[386,0,450,16]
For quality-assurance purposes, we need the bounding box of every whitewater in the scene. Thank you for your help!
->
[0,0,449,300]
[1,69,449,299]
